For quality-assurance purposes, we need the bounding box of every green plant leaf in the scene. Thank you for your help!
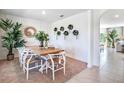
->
[0,19,25,54]
[35,31,49,42]
[0,18,14,31]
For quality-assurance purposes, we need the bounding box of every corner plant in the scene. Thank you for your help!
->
[0,18,25,60]
[107,29,118,48]
[35,31,49,47]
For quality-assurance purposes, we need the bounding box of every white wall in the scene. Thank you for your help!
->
[101,26,124,38]
[49,9,107,67]
[0,10,107,68]
[92,9,107,66]
[0,13,50,59]
[100,28,106,33]
[50,12,89,62]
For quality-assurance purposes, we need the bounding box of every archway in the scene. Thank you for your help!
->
[87,9,107,68]
[99,9,124,67]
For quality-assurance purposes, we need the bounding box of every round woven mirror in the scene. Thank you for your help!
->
[24,27,37,37]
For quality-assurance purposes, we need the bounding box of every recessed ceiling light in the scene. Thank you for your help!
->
[42,10,46,15]
[115,14,119,18]
[87,10,91,12]
[60,15,64,17]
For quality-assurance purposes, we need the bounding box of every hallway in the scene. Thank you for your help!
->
[67,48,124,83]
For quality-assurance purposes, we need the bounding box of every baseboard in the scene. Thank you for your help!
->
[0,57,18,61]
[0,56,87,66]
[67,56,87,64]
[0,59,7,61]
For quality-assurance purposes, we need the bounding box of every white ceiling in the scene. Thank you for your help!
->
[100,9,124,28]
[0,9,87,23]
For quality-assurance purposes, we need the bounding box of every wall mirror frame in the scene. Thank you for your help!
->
[24,26,37,37]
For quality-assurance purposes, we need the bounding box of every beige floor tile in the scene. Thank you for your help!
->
[67,48,124,83]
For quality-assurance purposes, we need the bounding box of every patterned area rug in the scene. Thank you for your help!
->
[0,57,87,83]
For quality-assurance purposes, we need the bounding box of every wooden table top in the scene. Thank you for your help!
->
[27,46,64,56]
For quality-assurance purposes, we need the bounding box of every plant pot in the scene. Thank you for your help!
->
[112,42,115,48]
[7,54,14,61]
[39,41,44,47]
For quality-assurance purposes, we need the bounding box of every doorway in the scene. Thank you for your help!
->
[100,9,124,69]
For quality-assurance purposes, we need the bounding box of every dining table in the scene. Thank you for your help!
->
[26,46,64,56]
[26,46,64,72]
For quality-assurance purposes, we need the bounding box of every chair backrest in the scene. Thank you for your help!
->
[17,47,25,55]
[40,56,48,62]
[48,51,66,65]
[24,52,48,65]
[17,47,25,63]
[59,51,66,62]
[21,48,33,64]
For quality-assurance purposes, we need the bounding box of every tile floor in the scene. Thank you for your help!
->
[67,48,124,83]
[0,57,87,83]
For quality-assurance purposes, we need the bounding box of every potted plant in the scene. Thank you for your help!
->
[44,34,49,48]
[100,33,106,46]
[107,29,118,48]
[35,31,49,47]
[0,18,25,60]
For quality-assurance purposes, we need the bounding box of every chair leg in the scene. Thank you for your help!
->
[52,68,55,80]
[26,70,29,80]
[23,64,25,73]
[51,62,55,80]
[39,60,43,73]
[40,67,43,74]
[63,64,65,75]
[26,65,29,80]
[45,62,48,74]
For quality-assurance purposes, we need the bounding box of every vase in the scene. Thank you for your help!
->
[44,41,48,48]
[40,41,44,47]
[7,53,14,61]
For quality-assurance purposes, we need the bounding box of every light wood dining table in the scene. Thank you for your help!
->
[26,46,64,72]
[27,46,64,56]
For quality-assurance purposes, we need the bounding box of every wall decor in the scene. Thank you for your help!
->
[64,31,69,36]
[54,27,58,32]
[56,31,61,40]
[73,30,79,39]
[63,31,69,39]
[24,26,37,37]
[68,24,73,30]
[57,31,61,36]
[60,26,64,31]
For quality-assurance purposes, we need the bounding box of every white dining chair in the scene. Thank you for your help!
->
[17,47,25,67]
[20,48,33,69]
[23,52,47,80]
[47,51,66,80]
